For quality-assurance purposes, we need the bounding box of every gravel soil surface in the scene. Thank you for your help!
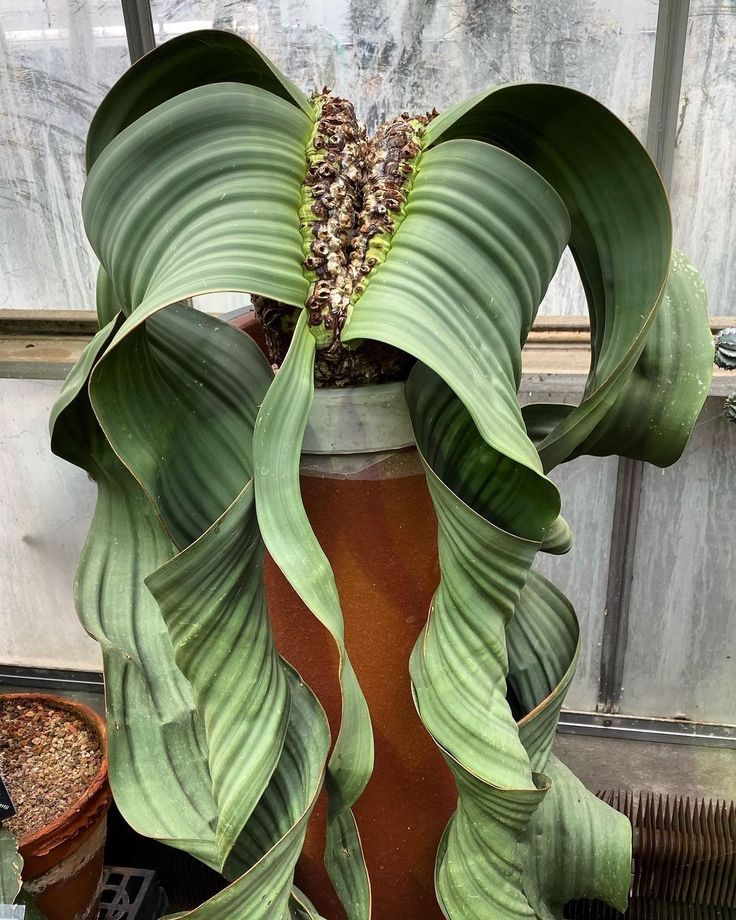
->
[0,696,103,839]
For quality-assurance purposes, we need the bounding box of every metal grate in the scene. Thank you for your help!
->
[567,900,736,918]
[566,792,736,919]
[98,867,167,920]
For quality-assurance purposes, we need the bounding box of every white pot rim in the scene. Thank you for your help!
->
[303,380,415,455]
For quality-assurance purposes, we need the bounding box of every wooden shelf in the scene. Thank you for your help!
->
[0,311,733,394]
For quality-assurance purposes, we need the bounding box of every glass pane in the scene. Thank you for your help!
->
[670,1,736,317]
[621,398,736,723]
[0,1,129,311]
[151,0,660,317]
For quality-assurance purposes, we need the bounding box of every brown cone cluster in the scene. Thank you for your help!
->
[252,92,436,387]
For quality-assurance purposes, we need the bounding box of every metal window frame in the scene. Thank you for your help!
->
[597,0,693,715]
[121,0,156,63]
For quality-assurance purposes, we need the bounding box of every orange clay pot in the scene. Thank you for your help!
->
[234,314,454,919]
[8,694,111,920]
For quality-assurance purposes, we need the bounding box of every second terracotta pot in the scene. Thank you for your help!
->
[7,693,111,920]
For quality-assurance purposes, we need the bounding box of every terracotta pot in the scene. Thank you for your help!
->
[233,313,454,919]
[6,693,111,920]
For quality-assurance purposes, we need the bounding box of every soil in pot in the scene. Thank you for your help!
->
[0,697,102,840]
[0,694,110,920]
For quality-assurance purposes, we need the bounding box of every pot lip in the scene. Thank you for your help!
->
[0,692,109,851]
[304,380,414,454]
[232,310,416,453]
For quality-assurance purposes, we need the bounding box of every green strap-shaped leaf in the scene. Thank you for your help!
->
[507,571,579,773]
[539,515,573,555]
[424,84,674,470]
[89,303,273,546]
[84,82,311,320]
[55,59,359,912]
[165,666,329,920]
[407,367,553,788]
[253,312,373,919]
[565,250,714,466]
[521,757,631,919]
[505,572,630,917]
[0,826,22,905]
[434,769,548,920]
[146,481,291,863]
[522,253,713,469]
[51,321,221,865]
[51,307,335,913]
[407,366,556,918]
[406,367,630,919]
[87,30,313,168]
[345,137,570,487]
[88,304,316,872]
[289,887,328,920]
[96,267,125,328]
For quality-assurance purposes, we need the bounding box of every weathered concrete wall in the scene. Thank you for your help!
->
[621,397,736,723]
[670,0,736,320]
[0,378,99,669]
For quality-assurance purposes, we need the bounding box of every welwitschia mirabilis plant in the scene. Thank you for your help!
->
[50,30,713,919]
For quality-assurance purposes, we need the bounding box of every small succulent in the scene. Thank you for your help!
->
[725,392,736,423]
[714,327,736,370]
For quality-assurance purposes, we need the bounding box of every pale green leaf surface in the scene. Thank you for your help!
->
[407,366,552,790]
[434,773,548,920]
[520,254,712,469]
[407,366,553,918]
[147,481,291,863]
[425,83,674,469]
[566,250,714,466]
[90,304,273,547]
[253,313,372,919]
[346,138,569,486]
[507,576,629,917]
[290,887,328,920]
[51,324,220,865]
[88,303,321,870]
[521,757,631,918]
[96,267,124,328]
[539,515,573,555]
[87,29,313,168]
[163,666,329,920]
[51,308,336,911]
[83,82,311,320]
[407,367,629,919]
[507,571,579,774]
